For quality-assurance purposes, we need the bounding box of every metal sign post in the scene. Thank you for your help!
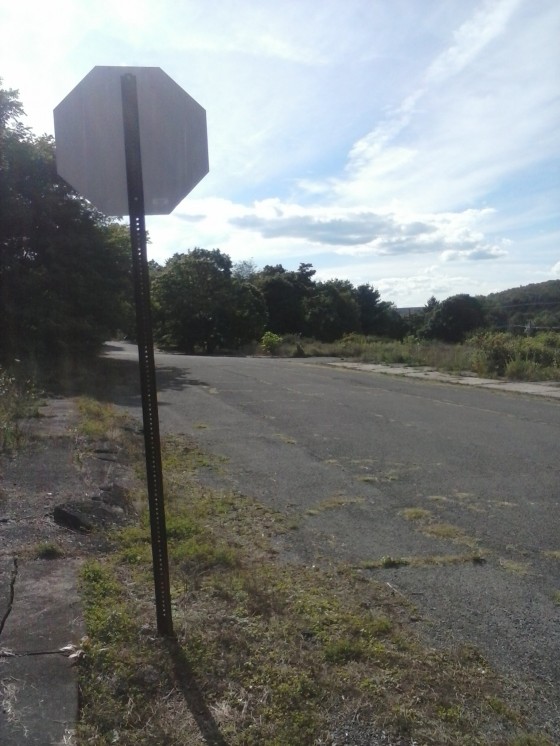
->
[121,73,173,637]
[54,66,208,637]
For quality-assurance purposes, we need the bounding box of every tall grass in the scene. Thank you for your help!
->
[278,334,475,373]
[0,366,38,451]
[276,331,560,382]
[470,331,560,380]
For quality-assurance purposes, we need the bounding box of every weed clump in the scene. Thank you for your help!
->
[0,366,38,451]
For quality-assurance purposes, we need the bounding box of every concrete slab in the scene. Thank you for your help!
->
[0,560,83,745]
[0,654,77,745]
[326,361,560,398]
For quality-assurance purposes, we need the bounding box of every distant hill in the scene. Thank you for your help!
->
[481,280,560,331]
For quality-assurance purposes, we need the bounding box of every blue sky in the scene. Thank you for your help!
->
[1,0,558,306]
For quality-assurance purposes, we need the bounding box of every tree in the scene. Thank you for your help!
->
[254,263,316,335]
[355,283,404,337]
[0,83,24,129]
[152,249,266,353]
[422,294,486,343]
[232,258,258,281]
[304,280,360,342]
[228,280,268,348]
[0,81,133,362]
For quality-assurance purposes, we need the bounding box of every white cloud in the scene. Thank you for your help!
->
[324,0,560,214]
[1,0,558,308]
[440,245,509,261]
[225,201,509,262]
[425,0,522,85]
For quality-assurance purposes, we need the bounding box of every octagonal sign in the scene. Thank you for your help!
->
[54,66,209,216]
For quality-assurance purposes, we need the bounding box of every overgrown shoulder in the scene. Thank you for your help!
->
[77,432,554,745]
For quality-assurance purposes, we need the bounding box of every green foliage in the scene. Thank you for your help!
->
[421,294,486,343]
[304,279,360,341]
[152,249,267,353]
[35,541,65,559]
[484,280,560,331]
[80,561,134,643]
[260,331,283,355]
[150,254,406,352]
[255,264,311,335]
[470,331,560,379]
[76,397,122,440]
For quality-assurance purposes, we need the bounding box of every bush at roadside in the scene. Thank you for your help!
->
[470,331,560,379]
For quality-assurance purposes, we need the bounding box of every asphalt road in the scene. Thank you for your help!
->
[106,342,560,732]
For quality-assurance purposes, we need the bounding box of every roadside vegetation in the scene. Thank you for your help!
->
[73,408,554,745]
[261,331,560,382]
[0,365,38,451]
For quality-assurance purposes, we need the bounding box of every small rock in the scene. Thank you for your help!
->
[53,501,124,532]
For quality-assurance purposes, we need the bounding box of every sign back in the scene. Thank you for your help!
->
[54,66,209,215]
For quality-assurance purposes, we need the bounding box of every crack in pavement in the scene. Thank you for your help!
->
[0,648,80,658]
[0,557,18,640]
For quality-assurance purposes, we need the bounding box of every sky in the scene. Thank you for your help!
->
[1,0,559,306]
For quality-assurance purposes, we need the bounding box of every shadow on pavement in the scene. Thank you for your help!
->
[46,353,208,405]
[165,637,230,746]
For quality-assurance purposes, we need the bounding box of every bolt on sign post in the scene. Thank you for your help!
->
[54,67,209,636]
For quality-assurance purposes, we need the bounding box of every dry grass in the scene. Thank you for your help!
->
[421,522,478,547]
[498,559,531,576]
[305,495,365,515]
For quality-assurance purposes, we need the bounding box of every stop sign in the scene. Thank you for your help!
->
[53,66,209,215]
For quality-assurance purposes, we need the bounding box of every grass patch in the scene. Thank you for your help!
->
[543,550,560,560]
[499,559,531,576]
[277,334,476,374]
[76,431,554,745]
[399,507,432,521]
[34,541,65,560]
[398,506,479,550]
[273,432,297,444]
[76,396,124,441]
[421,522,477,547]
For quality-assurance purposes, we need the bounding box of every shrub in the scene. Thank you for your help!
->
[260,331,283,355]
[469,331,560,379]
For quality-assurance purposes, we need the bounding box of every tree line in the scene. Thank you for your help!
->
[2,81,559,367]
[150,253,405,353]
[150,257,560,353]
